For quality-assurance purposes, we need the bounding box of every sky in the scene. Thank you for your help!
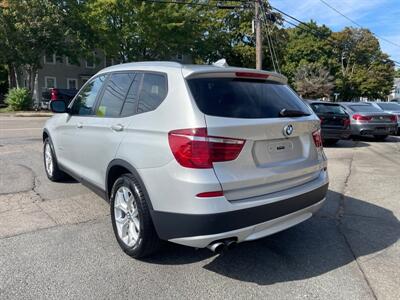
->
[269,0,400,68]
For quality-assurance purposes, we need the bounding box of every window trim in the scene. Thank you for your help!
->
[67,78,78,90]
[44,76,57,88]
[44,54,56,64]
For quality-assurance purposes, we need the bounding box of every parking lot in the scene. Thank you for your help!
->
[0,116,399,299]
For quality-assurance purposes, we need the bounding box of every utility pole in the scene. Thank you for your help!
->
[255,0,262,70]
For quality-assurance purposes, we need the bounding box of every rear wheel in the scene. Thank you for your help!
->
[43,138,66,181]
[373,135,388,141]
[110,174,161,258]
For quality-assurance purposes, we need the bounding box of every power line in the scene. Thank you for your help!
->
[272,6,398,67]
[318,0,400,49]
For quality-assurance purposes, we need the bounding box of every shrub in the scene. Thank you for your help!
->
[5,88,32,111]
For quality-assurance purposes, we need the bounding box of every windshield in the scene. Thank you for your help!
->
[376,103,400,111]
[187,78,310,119]
[347,104,383,113]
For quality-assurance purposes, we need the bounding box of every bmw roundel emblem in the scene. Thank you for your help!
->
[283,124,294,136]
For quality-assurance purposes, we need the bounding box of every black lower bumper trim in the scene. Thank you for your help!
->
[151,183,329,240]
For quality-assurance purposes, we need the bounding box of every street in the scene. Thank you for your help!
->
[0,116,399,299]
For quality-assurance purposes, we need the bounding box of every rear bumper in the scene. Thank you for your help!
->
[351,123,397,136]
[321,127,351,140]
[151,183,328,247]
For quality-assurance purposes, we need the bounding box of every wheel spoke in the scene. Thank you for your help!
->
[129,220,139,242]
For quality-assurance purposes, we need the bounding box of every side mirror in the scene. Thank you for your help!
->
[50,100,67,113]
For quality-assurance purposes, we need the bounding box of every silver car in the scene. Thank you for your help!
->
[43,62,329,258]
[371,102,400,135]
[339,102,397,140]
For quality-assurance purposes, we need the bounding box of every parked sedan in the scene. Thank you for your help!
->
[308,101,351,145]
[371,102,400,135]
[340,102,397,140]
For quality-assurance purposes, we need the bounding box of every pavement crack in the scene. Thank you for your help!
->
[16,164,48,202]
[335,143,378,300]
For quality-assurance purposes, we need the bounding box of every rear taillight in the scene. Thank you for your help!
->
[389,115,397,123]
[343,118,350,127]
[168,128,245,169]
[312,129,323,148]
[50,88,58,101]
[352,114,372,121]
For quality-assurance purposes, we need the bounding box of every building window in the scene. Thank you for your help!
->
[67,78,78,90]
[86,53,96,68]
[44,54,56,64]
[45,76,57,88]
[176,54,183,61]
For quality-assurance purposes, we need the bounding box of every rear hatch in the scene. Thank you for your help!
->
[186,72,324,201]
[310,103,349,129]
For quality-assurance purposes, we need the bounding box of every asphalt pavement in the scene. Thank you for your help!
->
[0,115,399,299]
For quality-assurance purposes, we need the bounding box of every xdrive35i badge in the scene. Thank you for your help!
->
[283,124,294,136]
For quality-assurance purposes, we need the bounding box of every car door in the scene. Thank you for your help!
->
[55,75,107,175]
[79,72,139,188]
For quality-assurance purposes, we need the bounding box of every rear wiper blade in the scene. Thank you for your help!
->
[279,108,311,117]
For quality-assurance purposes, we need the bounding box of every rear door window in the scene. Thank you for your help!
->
[120,73,143,117]
[137,73,167,114]
[96,73,134,117]
[187,78,309,119]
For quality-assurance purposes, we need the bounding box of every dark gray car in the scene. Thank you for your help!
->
[339,102,397,140]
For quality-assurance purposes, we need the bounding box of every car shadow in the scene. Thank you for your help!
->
[144,190,399,286]
[324,139,369,148]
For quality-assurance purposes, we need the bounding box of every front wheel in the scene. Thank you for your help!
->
[43,138,66,181]
[110,174,161,258]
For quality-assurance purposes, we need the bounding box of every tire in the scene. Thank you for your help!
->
[110,173,161,258]
[43,138,66,181]
[373,135,388,141]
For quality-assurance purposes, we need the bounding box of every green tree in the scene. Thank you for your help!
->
[281,21,335,84]
[395,68,400,77]
[332,27,395,100]
[0,0,92,96]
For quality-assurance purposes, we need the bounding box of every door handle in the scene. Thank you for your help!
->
[77,122,83,128]
[111,124,124,132]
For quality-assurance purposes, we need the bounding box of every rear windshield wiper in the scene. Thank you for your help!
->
[279,108,311,117]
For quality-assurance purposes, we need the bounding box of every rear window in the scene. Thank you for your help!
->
[311,103,347,115]
[187,78,310,119]
[376,103,400,110]
[347,104,382,113]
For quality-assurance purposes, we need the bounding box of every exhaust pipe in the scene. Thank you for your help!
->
[207,242,226,253]
[225,239,237,250]
[207,239,237,253]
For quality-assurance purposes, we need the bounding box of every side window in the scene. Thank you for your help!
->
[120,73,142,117]
[70,75,106,116]
[96,73,134,117]
[137,73,167,113]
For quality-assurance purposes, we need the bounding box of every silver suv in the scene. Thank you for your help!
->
[43,62,329,258]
